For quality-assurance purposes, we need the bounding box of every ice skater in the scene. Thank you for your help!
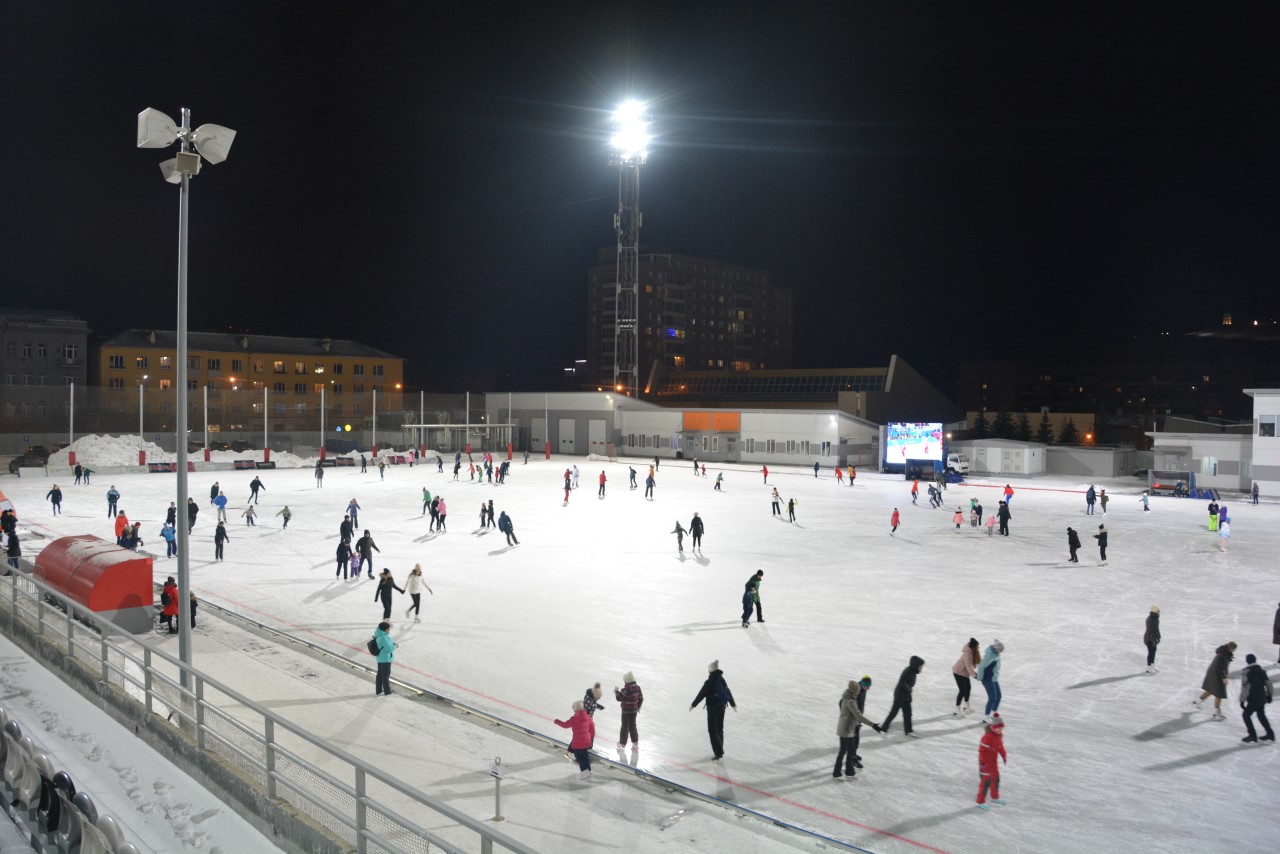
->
[404,564,432,621]
[554,701,596,780]
[355,530,381,578]
[671,520,686,553]
[890,508,900,535]
[1144,606,1161,673]
[45,484,62,515]
[347,497,362,528]
[740,577,756,627]
[241,505,257,526]
[911,479,919,505]
[834,679,881,779]
[214,521,229,561]
[336,540,353,579]
[1193,641,1235,721]
[1240,653,1275,743]
[214,491,228,522]
[107,485,120,517]
[1066,526,1081,562]
[690,512,704,551]
[572,464,580,489]
[787,497,797,523]
[691,661,736,760]
[276,505,292,528]
[1002,484,1014,504]
[975,713,1007,810]
[761,465,769,484]
[582,683,606,718]
[953,638,979,716]
[880,656,924,737]
[978,640,1004,720]
[997,501,1011,536]
[1094,524,1108,565]
[1099,489,1108,515]
[614,672,644,751]
[629,467,637,489]
[598,470,607,497]
[771,487,782,517]
[248,476,266,504]
[746,570,764,623]
[374,568,404,620]
[953,507,964,531]
[644,472,655,500]
[1085,484,1096,515]
[1140,491,1150,512]
[498,510,519,545]
[1218,517,1231,552]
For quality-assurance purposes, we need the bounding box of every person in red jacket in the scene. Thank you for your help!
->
[890,508,901,536]
[1003,484,1015,504]
[114,511,131,540]
[976,713,1008,810]
[555,700,597,780]
[598,470,607,497]
[160,577,180,634]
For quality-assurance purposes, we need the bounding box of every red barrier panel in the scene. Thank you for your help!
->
[34,535,154,634]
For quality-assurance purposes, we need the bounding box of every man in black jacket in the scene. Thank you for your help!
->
[881,656,925,736]
[1067,527,1081,563]
[355,530,380,579]
[997,502,1011,536]
[187,498,199,534]
[1144,606,1161,674]
[339,515,354,543]
[689,512,705,552]
[1241,653,1275,743]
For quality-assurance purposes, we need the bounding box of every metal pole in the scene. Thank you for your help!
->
[175,106,193,688]
[320,385,325,453]
[419,390,424,451]
[263,385,268,457]
[68,382,74,449]
[372,387,377,451]
[203,385,208,450]
[139,381,144,447]
[466,391,470,451]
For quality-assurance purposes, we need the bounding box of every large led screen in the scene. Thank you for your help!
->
[885,422,944,463]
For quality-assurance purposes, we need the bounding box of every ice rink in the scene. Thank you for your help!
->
[5,448,1278,854]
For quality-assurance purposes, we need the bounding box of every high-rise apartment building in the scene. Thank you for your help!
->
[585,249,792,392]
[0,309,90,430]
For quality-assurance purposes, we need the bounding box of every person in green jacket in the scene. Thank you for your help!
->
[374,621,396,695]
[276,505,292,528]
[422,487,432,515]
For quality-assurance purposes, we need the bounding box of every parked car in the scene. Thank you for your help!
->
[24,445,51,460]
[9,453,47,473]
[230,440,256,453]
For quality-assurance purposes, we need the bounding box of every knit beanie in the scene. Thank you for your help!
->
[1246,653,1257,664]
[1150,605,1160,614]
[992,639,1005,652]
[623,671,636,684]
[988,713,1005,730]
[708,659,719,673]
[859,675,872,688]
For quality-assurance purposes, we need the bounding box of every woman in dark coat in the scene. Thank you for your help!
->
[1194,642,1236,720]
[1143,606,1161,673]
[1273,603,1280,664]
[1066,527,1081,562]
[374,568,404,620]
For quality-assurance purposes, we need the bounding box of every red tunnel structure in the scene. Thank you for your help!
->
[34,535,154,634]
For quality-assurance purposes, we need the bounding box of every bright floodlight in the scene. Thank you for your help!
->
[192,123,237,164]
[611,100,650,164]
[137,107,179,148]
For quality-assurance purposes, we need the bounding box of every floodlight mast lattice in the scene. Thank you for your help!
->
[137,107,235,687]
[610,101,649,397]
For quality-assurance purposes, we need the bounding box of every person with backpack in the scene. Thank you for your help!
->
[1240,653,1275,743]
[614,672,644,751]
[374,568,404,620]
[160,577,179,634]
[691,660,736,760]
[372,621,395,695]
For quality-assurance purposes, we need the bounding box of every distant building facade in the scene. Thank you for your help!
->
[0,309,90,431]
[95,331,405,434]
[585,249,792,389]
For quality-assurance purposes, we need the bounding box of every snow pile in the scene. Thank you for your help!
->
[48,434,174,468]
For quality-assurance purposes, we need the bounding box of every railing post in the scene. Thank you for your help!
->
[36,590,43,636]
[67,604,75,659]
[101,631,109,684]
[195,677,205,750]
[355,768,367,854]
[144,648,154,715]
[265,719,276,798]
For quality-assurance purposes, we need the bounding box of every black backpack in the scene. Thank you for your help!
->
[160,591,172,607]
[367,636,380,656]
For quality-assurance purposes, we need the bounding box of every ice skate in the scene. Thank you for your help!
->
[414,616,420,622]
[617,742,626,751]
[953,706,965,718]
[577,770,592,780]
[962,702,974,714]
[1211,710,1225,721]
[852,758,863,768]
[1145,666,1159,674]
[1192,698,1204,711]
[1242,735,1258,743]
[405,606,412,617]
[976,803,991,811]
[832,771,843,779]
[1261,734,1275,742]
[905,732,920,738]
[990,798,1006,806]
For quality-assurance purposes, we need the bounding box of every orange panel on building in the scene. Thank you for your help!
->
[710,412,741,432]
[683,412,712,431]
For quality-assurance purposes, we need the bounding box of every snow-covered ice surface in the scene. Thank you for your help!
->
[5,442,1279,854]
[0,634,284,853]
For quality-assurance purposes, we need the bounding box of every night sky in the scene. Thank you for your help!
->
[3,3,1276,393]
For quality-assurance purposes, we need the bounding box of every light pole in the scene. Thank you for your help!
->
[609,100,650,397]
[138,375,148,450]
[137,106,236,688]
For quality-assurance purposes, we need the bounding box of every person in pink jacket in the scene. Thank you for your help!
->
[555,700,597,780]
[953,637,980,716]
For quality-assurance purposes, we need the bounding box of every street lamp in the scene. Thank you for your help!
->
[137,106,236,688]
[609,99,650,398]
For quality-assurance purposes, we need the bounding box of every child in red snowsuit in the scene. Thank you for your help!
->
[976,713,1007,809]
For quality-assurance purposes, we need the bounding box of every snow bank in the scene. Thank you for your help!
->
[47,434,410,470]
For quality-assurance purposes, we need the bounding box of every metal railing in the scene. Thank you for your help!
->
[0,566,537,854]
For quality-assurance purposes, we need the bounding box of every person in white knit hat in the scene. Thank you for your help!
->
[691,660,736,760]
[614,671,644,751]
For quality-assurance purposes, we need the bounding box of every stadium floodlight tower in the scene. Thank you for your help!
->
[609,99,650,397]
[137,107,236,688]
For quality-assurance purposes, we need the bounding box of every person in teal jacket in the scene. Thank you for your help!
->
[374,621,396,695]
[977,640,1004,721]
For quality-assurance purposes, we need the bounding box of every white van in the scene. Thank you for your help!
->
[946,452,969,474]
